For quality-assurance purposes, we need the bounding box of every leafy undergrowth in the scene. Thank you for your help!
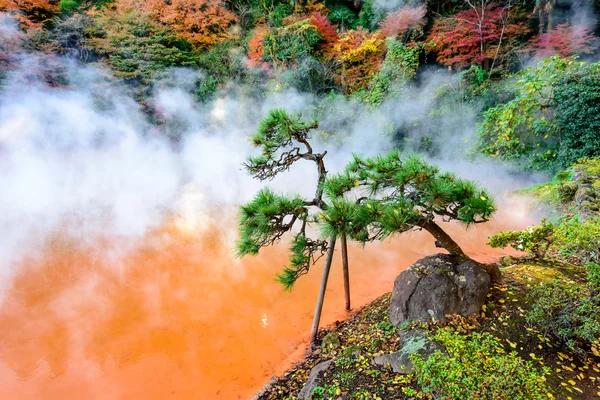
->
[256,260,600,400]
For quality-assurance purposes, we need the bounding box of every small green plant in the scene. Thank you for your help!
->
[374,320,397,336]
[411,328,550,400]
[310,383,339,399]
[488,219,555,259]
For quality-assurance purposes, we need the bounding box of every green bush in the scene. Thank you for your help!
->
[554,65,600,168]
[268,3,293,27]
[60,0,80,12]
[489,214,599,264]
[488,219,555,258]
[528,279,600,352]
[554,217,600,264]
[328,5,358,30]
[477,56,600,171]
[353,39,419,105]
[588,263,600,293]
[411,328,550,400]
[262,20,322,68]
[86,8,196,94]
[356,0,381,30]
[195,41,252,98]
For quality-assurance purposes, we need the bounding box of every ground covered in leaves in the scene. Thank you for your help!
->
[256,259,600,400]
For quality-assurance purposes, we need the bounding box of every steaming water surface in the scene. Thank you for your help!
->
[0,209,532,399]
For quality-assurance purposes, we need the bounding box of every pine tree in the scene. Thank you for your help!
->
[236,109,351,343]
[321,151,497,256]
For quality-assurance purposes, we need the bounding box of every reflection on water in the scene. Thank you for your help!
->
[0,208,533,400]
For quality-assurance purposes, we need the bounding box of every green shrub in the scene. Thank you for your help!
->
[554,217,600,264]
[588,263,600,293]
[411,328,550,399]
[195,41,251,98]
[262,20,322,68]
[353,39,419,105]
[60,0,80,12]
[356,0,381,30]
[528,279,600,352]
[477,56,600,171]
[554,65,600,168]
[86,8,196,94]
[328,5,358,30]
[268,3,293,27]
[488,219,555,258]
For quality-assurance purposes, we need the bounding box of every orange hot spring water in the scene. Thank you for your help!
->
[0,205,533,399]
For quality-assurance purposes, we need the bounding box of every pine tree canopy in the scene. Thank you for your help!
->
[235,187,329,289]
[320,151,497,244]
[237,110,330,289]
[244,109,320,182]
[238,112,496,288]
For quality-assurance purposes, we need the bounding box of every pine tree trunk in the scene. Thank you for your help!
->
[420,220,466,257]
[341,233,351,311]
[310,234,337,344]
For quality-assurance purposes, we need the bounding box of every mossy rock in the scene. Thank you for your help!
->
[321,331,341,351]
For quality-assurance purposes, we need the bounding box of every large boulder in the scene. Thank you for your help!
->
[389,254,491,327]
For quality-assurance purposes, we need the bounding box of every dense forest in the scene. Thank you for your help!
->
[2,0,600,169]
[1,0,600,399]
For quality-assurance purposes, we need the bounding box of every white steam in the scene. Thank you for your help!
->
[0,11,547,287]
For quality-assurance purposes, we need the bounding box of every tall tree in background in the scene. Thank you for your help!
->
[236,109,353,344]
[531,23,596,58]
[335,28,386,94]
[115,0,238,49]
[427,1,528,70]
[534,0,556,34]
[322,151,496,257]
[378,6,426,40]
[0,0,58,28]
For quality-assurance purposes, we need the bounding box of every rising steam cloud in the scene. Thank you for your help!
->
[0,11,545,287]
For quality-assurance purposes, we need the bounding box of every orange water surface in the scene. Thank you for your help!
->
[0,206,534,400]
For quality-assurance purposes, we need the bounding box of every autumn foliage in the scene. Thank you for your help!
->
[335,28,386,94]
[248,12,337,69]
[115,0,238,49]
[531,23,596,58]
[0,14,24,72]
[427,4,529,69]
[248,27,269,69]
[0,0,58,28]
[306,12,338,53]
[379,6,426,39]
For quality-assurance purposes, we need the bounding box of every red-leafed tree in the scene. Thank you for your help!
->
[379,6,426,40]
[116,0,238,49]
[283,12,339,54]
[531,23,595,58]
[247,26,270,69]
[0,0,59,28]
[427,3,529,70]
[306,12,339,54]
